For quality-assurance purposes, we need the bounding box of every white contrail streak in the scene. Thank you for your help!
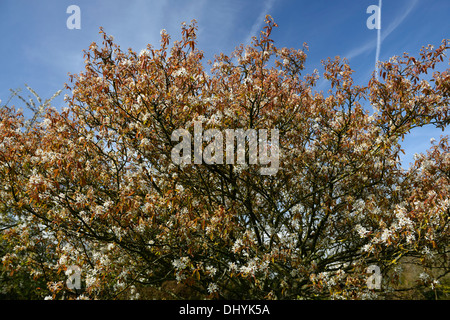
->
[375,0,382,80]
[245,0,276,45]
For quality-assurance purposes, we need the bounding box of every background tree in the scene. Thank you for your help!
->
[1,16,449,299]
[0,87,63,299]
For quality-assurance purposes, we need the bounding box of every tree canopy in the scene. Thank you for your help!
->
[1,16,449,300]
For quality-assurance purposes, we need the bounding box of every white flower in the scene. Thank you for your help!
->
[75,194,87,205]
[176,273,186,282]
[103,200,113,210]
[173,67,187,77]
[59,254,67,266]
[160,29,167,36]
[406,233,415,244]
[140,138,150,147]
[228,262,238,272]
[94,205,105,216]
[353,199,366,212]
[292,203,304,213]
[40,118,52,129]
[380,229,392,243]
[421,246,434,258]
[29,170,43,185]
[395,205,413,229]
[142,112,151,122]
[172,257,190,270]
[232,239,243,253]
[239,258,260,276]
[243,77,252,85]
[144,202,152,212]
[206,265,217,276]
[130,285,140,300]
[430,137,436,144]
[421,159,434,170]
[326,277,336,287]
[207,283,219,294]
[355,224,369,238]
[419,272,430,282]
[85,273,96,288]
[120,59,132,67]
[139,49,150,57]
[431,279,440,290]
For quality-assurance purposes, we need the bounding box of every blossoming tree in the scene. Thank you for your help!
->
[1,16,449,299]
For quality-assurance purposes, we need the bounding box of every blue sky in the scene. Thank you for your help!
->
[1,0,449,167]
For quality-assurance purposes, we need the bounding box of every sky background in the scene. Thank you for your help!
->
[1,0,449,168]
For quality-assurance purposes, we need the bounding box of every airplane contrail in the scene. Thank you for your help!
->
[375,0,382,81]
[245,0,276,45]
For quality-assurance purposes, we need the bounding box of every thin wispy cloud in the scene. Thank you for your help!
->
[244,0,276,45]
[381,0,419,43]
[345,0,419,62]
